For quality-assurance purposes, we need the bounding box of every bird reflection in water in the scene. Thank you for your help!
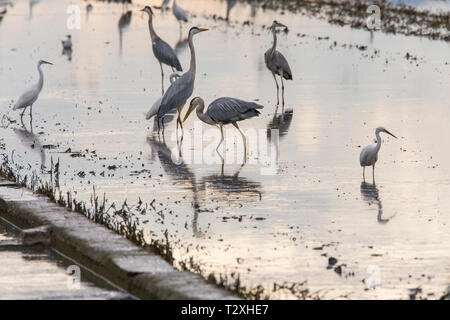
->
[118,10,132,55]
[360,182,394,224]
[200,159,262,205]
[147,136,205,238]
[29,0,39,20]
[267,108,293,140]
[62,48,72,61]
[12,126,46,173]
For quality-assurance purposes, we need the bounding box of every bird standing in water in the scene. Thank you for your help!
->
[141,6,182,94]
[360,126,397,183]
[264,20,292,107]
[156,26,208,133]
[172,0,188,32]
[13,60,53,122]
[183,97,263,158]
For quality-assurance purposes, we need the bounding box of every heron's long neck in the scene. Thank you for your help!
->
[270,29,277,55]
[37,63,44,91]
[375,131,382,153]
[147,15,156,40]
[188,34,196,80]
[196,100,214,124]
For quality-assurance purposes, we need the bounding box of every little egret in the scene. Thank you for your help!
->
[183,97,264,157]
[141,6,182,93]
[360,126,397,182]
[264,20,292,106]
[61,34,72,50]
[145,72,180,120]
[156,26,208,132]
[13,60,53,121]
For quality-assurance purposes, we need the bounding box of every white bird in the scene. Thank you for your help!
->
[146,72,180,120]
[61,34,72,50]
[360,126,397,182]
[13,60,53,120]
[172,0,188,29]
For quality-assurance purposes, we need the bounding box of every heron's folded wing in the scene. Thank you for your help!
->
[158,73,193,118]
[208,97,263,122]
[153,37,182,71]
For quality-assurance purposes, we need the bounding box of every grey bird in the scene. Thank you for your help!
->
[264,20,292,106]
[141,6,182,93]
[157,26,209,132]
[183,96,264,157]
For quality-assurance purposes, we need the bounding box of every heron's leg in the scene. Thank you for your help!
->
[232,122,247,162]
[20,108,26,119]
[271,72,279,105]
[372,165,375,184]
[280,75,285,108]
[159,61,165,95]
[363,166,365,181]
[216,123,224,153]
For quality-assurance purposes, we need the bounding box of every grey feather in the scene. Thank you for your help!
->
[207,97,264,123]
[264,49,292,80]
[157,72,194,118]
[153,36,182,71]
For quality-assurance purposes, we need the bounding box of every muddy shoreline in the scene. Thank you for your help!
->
[245,0,449,41]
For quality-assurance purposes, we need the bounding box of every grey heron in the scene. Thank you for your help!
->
[360,126,397,182]
[145,72,180,120]
[13,60,52,121]
[183,97,264,157]
[61,34,72,50]
[264,20,292,106]
[172,0,188,31]
[141,6,182,94]
[156,26,209,132]
[155,0,170,10]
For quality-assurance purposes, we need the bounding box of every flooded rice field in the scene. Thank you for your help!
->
[0,0,449,299]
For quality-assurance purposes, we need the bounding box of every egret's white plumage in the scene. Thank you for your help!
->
[360,126,397,182]
[61,34,72,50]
[13,60,53,119]
[146,73,181,120]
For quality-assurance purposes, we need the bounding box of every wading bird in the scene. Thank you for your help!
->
[155,0,170,10]
[13,60,53,121]
[264,20,292,106]
[172,0,188,30]
[183,97,264,157]
[61,34,72,50]
[360,126,397,182]
[146,72,180,120]
[141,6,182,93]
[157,26,208,132]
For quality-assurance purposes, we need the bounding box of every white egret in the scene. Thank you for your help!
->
[360,126,397,182]
[13,60,53,120]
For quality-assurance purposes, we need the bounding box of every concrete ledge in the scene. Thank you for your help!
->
[0,179,239,300]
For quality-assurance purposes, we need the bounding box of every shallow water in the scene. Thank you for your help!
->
[0,0,449,299]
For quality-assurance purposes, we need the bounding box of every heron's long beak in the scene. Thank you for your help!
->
[198,28,209,32]
[384,129,397,139]
[277,23,288,29]
[183,104,196,122]
[42,60,53,65]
